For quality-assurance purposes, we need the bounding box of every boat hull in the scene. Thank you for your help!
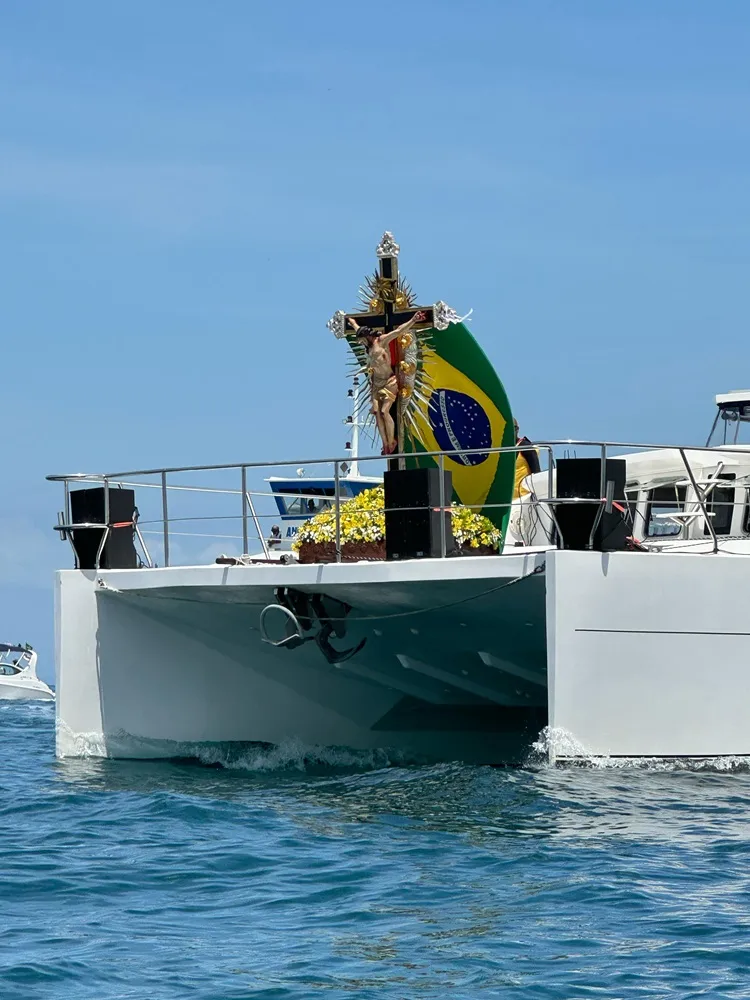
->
[56,548,750,764]
[54,555,548,764]
[546,549,750,760]
[0,681,54,701]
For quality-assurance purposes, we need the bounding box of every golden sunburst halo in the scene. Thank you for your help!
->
[358,271,415,311]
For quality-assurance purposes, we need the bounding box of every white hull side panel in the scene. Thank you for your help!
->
[0,681,54,701]
[55,556,548,763]
[547,550,750,759]
[56,572,397,757]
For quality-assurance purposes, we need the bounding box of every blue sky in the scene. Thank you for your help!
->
[2,1,749,679]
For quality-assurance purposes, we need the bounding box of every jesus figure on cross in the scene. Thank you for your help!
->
[347,311,426,455]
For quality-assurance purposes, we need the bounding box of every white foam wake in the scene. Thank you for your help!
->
[192,737,403,772]
[527,725,750,772]
[56,719,109,758]
[55,721,406,772]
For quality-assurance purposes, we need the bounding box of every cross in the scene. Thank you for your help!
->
[328,232,434,469]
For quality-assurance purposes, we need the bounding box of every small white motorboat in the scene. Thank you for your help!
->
[0,644,54,701]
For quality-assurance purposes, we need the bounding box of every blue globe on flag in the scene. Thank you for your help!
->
[427,389,491,466]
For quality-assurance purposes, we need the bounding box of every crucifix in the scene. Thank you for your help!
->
[328,232,435,470]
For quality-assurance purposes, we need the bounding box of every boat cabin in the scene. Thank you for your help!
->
[624,448,750,544]
[628,392,750,544]
[0,644,34,677]
[514,393,750,550]
[265,469,381,550]
[707,390,750,447]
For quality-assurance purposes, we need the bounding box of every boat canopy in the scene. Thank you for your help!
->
[707,392,750,446]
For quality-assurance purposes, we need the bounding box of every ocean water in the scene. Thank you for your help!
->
[3,703,750,999]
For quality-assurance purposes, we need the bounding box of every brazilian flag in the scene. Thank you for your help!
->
[403,322,515,537]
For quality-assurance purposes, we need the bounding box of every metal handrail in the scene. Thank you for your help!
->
[54,516,153,570]
[245,491,269,560]
[48,439,750,568]
[46,438,750,483]
[678,448,719,553]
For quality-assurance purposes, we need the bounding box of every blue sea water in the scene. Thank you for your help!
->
[3,702,750,999]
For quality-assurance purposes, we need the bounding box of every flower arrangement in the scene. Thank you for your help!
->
[449,501,502,549]
[292,486,501,562]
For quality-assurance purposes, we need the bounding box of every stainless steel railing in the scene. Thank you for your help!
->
[47,439,750,569]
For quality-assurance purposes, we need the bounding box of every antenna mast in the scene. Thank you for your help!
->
[345,375,363,477]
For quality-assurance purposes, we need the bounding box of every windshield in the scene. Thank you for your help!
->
[277,487,336,516]
[708,403,750,446]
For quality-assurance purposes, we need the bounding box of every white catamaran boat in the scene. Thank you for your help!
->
[0,644,54,701]
[48,236,750,765]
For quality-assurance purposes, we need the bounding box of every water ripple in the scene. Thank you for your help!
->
[3,703,750,997]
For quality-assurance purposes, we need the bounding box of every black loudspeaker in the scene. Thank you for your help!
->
[555,458,629,551]
[384,468,454,560]
[70,487,138,569]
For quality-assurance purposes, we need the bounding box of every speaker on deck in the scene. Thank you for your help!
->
[69,487,138,569]
[384,468,454,560]
[554,458,629,551]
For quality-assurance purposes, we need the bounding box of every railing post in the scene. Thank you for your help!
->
[245,492,269,559]
[582,442,608,550]
[161,471,170,567]
[241,466,249,555]
[544,445,564,549]
[97,477,111,571]
[546,446,554,508]
[679,448,719,554]
[334,462,341,563]
[439,452,447,558]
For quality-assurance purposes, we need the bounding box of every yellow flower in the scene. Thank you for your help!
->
[292,486,501,552]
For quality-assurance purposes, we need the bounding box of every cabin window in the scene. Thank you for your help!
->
[0,663,21,676]
[284,497,309,516]
[703,474,736,536]
[278,487,335,516]
[307,498,333,514]
[744,489,750,534]
[645,485,687,537]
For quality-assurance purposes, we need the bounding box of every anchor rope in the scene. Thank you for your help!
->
[310,563,545,621]
[95,563,545,621]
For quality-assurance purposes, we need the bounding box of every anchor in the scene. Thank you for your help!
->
[259,588,366,665]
